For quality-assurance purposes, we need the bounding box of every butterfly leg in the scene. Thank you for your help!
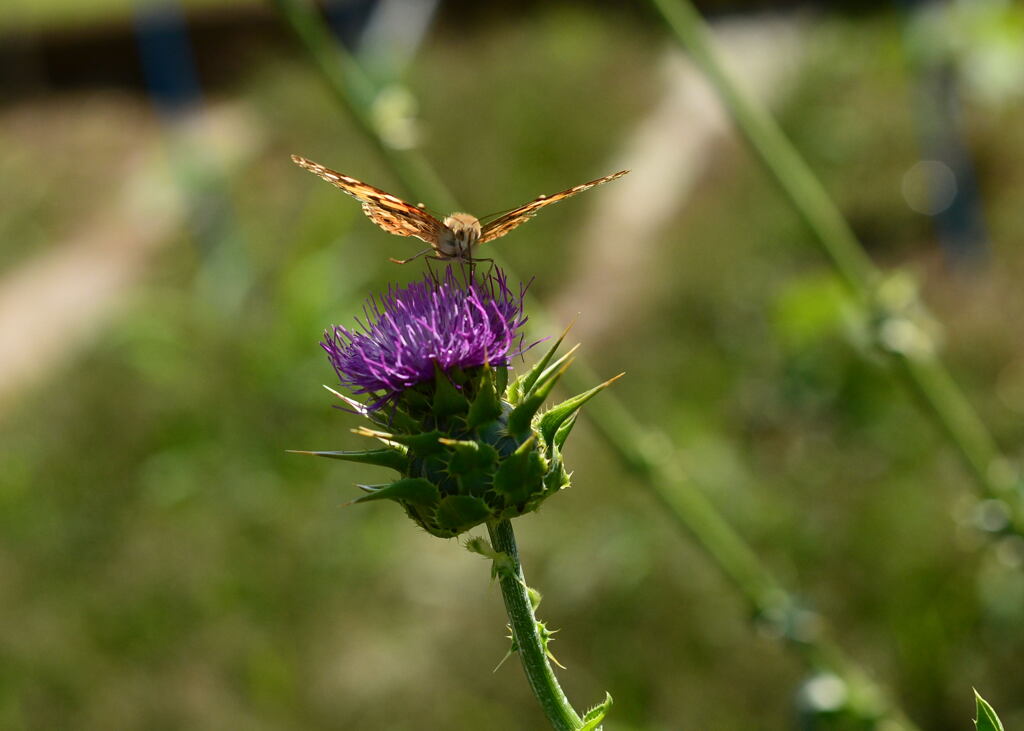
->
[463,256,493,279]
[388,248,433,265]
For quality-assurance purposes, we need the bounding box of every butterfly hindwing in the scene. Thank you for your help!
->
[478,169,629,245]
[291,155,444,245]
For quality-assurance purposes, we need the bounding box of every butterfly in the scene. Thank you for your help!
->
[291,154,629,263]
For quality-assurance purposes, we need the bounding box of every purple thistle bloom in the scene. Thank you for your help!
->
[322,266,529,409]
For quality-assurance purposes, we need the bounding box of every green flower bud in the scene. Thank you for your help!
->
[293,267,620,537]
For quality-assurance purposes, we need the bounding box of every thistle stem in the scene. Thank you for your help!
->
[486,519,583,731]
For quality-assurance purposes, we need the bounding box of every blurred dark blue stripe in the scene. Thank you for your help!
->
[134,0,203,114]
[896,0,990,264]
[324,0,377,50]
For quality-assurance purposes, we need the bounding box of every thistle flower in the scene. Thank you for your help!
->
[296,265,621,538]
[321,267,527,410]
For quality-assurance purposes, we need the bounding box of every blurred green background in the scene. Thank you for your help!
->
[2,0,1024,728]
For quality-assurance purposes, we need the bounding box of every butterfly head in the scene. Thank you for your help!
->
[438,213,482,259]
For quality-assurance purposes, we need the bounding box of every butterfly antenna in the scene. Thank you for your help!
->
[416,201,445,220]
[477,204,519,225]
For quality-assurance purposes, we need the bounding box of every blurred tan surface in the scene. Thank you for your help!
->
[0,104,259,412]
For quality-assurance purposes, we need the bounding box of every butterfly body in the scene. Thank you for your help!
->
[439,213,482,259]
[291,154,628,263]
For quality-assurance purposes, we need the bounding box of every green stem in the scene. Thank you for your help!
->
[650,0,1017,516]
[894,353,1017,509]
[486,519,583,731]
[544,363,787,611]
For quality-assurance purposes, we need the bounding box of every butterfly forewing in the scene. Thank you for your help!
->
[291,155,444,245]
[477,169,629,245]
[292,154,630,260]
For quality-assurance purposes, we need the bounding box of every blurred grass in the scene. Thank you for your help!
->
[2,4,1024,729]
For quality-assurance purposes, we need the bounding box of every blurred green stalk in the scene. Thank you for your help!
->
[270,0,458,213]
[651,0,1019,521]
[269,0,920,727]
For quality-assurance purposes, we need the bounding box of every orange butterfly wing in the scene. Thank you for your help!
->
[291,155,444,245]
[478,170,629,245]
